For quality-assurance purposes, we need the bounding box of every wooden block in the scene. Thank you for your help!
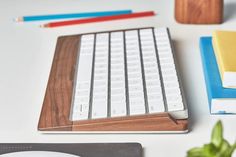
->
[175,0,224,24]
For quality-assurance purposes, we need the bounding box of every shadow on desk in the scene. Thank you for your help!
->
[172,40,196,132]
[224,1,236,22]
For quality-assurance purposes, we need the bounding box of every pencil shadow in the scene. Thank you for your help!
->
[171,40,196,132]
[224,1,236,22]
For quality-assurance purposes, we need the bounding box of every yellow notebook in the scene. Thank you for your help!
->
[212,30,236,88]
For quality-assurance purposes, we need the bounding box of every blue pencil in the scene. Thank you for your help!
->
[15,10,132,22]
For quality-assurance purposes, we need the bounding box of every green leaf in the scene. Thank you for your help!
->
[211,120,223,148]
[186,121,235,157]
[225,141,236,157]
[216,139,231,157]
[187,147,205,157]
[203,143,217,157]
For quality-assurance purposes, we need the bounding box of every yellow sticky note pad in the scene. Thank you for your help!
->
[213,30,236,88]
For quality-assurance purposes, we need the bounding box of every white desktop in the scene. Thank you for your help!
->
[0,0,236,156]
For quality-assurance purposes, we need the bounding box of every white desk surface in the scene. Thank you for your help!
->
[0,0,236,156]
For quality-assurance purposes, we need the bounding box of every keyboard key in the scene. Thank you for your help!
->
[92,33,109,119]
[71,34,95,120]
[125,30,146,115]
[110,31,127,117]
[140,28,165,113]
[154,28,184,112]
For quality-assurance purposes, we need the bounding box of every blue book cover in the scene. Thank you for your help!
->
[200,37,236,114]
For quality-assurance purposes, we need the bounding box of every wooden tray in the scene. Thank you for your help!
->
[38,30,188,132]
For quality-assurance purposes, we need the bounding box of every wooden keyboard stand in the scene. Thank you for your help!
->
[38,32,188,132]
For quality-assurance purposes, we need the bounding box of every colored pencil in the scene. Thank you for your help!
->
[15,10,132,22]
[41,11,155,28]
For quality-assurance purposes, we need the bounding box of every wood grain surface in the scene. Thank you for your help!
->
[38,32,188,132]
[72,113,188,131]
[38,35,81,131]
[175,0,223,24]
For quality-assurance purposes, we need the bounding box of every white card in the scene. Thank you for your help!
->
[0,151,80,157]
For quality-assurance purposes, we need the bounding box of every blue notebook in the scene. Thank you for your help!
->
[200,37,236,114]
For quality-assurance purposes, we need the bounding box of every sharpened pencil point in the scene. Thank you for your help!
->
[40,24,49,28]
[14,17,23,22]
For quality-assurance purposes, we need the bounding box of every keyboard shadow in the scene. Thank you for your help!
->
[171,40,196,132]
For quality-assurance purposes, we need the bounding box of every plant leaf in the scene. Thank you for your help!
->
[216,139,231,157]
[203,143,217,156]
[187,121,235,157]
[225,141,236,157]
[187,147,205,157]
[211,120,223,148]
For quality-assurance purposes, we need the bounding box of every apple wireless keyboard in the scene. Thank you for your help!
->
[38,27,188,132]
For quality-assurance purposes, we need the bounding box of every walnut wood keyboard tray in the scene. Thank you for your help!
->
[38,27,188,132]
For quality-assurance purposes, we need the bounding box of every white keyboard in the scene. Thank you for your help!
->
[71,27,187,121]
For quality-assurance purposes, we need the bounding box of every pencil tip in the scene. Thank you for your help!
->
[40,24,48,28]
[14,17,23,22]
